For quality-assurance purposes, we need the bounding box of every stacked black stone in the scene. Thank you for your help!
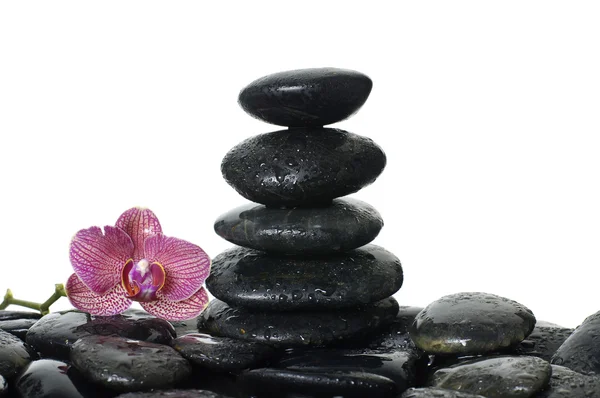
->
[201,68,403,348]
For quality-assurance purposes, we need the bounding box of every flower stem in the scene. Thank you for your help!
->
[0,284,67,315]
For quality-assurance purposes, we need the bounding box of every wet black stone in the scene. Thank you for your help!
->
[429,355,551,398]
[117,390,230,398]
[551,310,600,375]
[171,333,276,373]
[0,329,32,379]
[239,367,396,398]
[0,375,6,397]
[238,67,373,127]
[410,292,536,355]
[70,335,191,392]
[170,317,201,337]
[221,128,386,207]
[26,310,175,359]
[15,359,84,398]
[214,198,383,255]
[275,346,420,394]
[401,388,486,398]
[360,306,423,351]
[536,365,600,397]
[0,311,42,322]
[0,318,38,340]
[207,245,402,310]
[511,323,573,361]
[198,297,399,347]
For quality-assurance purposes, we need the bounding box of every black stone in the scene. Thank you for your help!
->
[511,323,573,361]
[0,311,42,321]
[360,306,423,351]
[207,245,402,310]
[238,67,373,127]
[117,390,230,398]
[0,329,32,379]
[401,388,486,398]
[429,355,551,398]
[239,367,396,398]
[171,333,276,373]
[0,318,38,340]
[214,198,383,255]
[410,292,536,355]
[170,317,201,337]
[551,310,600,375]
[70,335,191,392]
[536,365,600,397]
[26,310,175,359]
[221,128,386,207]
[15,359,84,398]
[198,297,399,347]
[0,375,6,397]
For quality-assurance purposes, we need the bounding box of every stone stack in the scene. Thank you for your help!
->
[200,68,404,348]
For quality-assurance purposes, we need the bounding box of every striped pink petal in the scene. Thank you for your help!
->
[144,234,211,301]
[66,273,132,316]
[69,226,134,294]
[141,287,209,321]
[116,207,163,262]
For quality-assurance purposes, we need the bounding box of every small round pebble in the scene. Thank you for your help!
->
[360,306,423,351]
[198,297,399,347]
[551,310,600,375]
[0,329,32,379]
[401,387,486,398]
[207,245,402,310]
[512,323,573,361]
[238,67,373,127]
[410,292,536,355]
[221,127,386,207]
[214,198,383,255]
[429,355,551,398]
[0,318,39,341]
[537,365,600,398]
[171,333,276,372]
[15,359,84,398]
[70,335,191,392]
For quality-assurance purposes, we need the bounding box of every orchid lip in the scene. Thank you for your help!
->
[121,258,166,302]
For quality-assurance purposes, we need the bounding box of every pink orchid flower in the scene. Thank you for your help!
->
[65,207,211,321]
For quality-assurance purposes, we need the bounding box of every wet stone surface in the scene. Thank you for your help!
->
[15,359,84,398]
[511,323,573,361]
[172,333,276,373]
[0,318,39,340]
[221,127,386,207]
[70,335,191,392]
[0,328,33,379]
[198,297,399,347]
[0,311,42,322]
[26,310,175,359]
[536,365,600,397]
[360,306,423,351]
[429,355,551,398]
[207,245,402,310]
[410,292,536,355]
[401,387,486,398]
[0,375,6,397]
[551,310,600,375]
[214,198,383,255]
[238,67,373,127]
[117,390,231,398]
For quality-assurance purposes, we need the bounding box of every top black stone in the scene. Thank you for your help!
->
[238,68,373,127]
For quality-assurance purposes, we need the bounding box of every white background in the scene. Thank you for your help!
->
[1,1,599,328]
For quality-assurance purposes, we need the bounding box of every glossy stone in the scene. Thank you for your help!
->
[117,390,230,398]
[26,310,175,359]
[170,317,201,337]
[410,292,536,355]
[207,245,402,310]
[238,67,372,127]
[214,198,383,255]
[239,368,396,398]
[429,356,551,398]
[15,359,84,398]
[172,333,276,373]
[0,375,5,397]
[198,297,398,347]
[536,365,600,397]
[221,128,386,207]
[0,329,32,379]
[551,310,600,375]
[361,306,423,351]
[512,324,573,361]
[0,318,38,340]
[0,311,41,321]
[401,388,486,398]
[70,335,191,392]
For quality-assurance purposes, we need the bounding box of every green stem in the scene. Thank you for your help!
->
[0,284,67,315]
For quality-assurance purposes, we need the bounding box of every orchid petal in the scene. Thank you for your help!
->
[141,287,209,321]
[144,235,211,301]
[69,226,134,294]
[116,207,163,262]
[66,273,132,316]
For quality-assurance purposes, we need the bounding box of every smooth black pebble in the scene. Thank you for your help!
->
[536,365,600,397]
[15,359,84,398]
[551,310,600,375]
[512,323,573,361]
[0,329,32,379]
